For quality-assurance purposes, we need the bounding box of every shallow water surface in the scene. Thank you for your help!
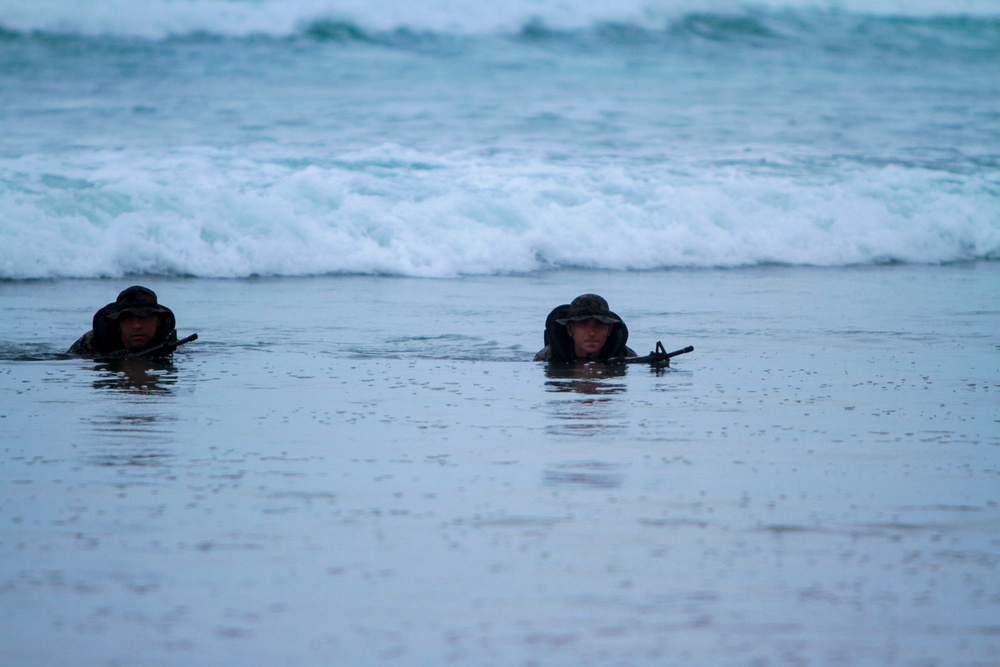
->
[1,266,999,665]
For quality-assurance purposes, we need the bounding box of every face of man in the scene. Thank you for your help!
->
[566,318,612,359]
[118,313,159,350]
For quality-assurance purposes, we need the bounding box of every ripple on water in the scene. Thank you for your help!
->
[543,460,624,489]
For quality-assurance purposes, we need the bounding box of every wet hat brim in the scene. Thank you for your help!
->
[555,313,621,326]
[108,305,168,319]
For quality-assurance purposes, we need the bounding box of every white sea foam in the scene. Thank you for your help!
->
[3,1,996,279]
[2,146,996,279]
[1,0,998,39]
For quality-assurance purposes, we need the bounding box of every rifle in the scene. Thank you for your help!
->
[132,333,198,358]
[99,333,198,360]
[613,341,693,366]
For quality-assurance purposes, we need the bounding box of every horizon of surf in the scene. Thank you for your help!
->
[1,0,998,279]
[3,0,1000,39]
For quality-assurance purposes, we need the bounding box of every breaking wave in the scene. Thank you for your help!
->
[3,146,997,279]
[1,0,998,49]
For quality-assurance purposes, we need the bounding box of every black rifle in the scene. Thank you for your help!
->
[132,333,198,358]
[99,333,198,360]
[612,341,693,366]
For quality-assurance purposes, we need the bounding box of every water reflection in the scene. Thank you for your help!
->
[544,461,625,489]
[92,358,178,394]
[544,362,627,395]
[82,412,177,469]
[0,343,65,361]
[84,359,180,470]
[543,363,629,437]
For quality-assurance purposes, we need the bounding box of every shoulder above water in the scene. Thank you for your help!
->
[67,331,97,356]
[534,344,636,363]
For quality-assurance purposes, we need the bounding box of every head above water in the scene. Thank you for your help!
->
[106,286,171,320]
[554,294,622,326]
[88,285,176,354]
[548,294,627,361]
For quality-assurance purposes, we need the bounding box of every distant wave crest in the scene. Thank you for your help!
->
[2,17,998,67]
[2,147,998,279]
[1,0,999,50]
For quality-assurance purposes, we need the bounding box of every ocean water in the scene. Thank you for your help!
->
[2,267,999,666]
[1,0,998,277]
[1,0,1000,665]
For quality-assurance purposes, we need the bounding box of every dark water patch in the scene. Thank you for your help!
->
[545,396,627,419]
[82,431,175,468]
[515,13,783,51]
[846,14,1000,59]
[898,504,985,512]
[0,24,21,41]
[194,541,263,552]
[544,422,627,438]
[86,450,173,468]
[2,28,166,62]
[459,514,573,528]
[669,12,780,43]
[512,10,1000,58]
[302,20,376,43]
[266,491,338,502]
[592,22,663,46]
[544,461,624,489]
[81,413,178,469]
[544,362,628,394]
[300,19,458,53]
[40,173,95,190]
[861,522,952,533]
[4,10,998,63]
[639,517,709,528]
[544,387,630,437]
[0,342,71,361]
[930,550,1000,567]
[385,333,481,344]
[84,413,176,429]
[353,334,523,362]
[667,11,1000,60]
[91,359,179,393]
[515,20,558,43]
[758,522,954,539]
[760,523,818,535]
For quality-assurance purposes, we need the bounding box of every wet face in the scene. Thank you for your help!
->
[566,318,612,359]
[118,313,159,350]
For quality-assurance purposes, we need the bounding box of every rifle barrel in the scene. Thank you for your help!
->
[132,333,198,358]
[615,343,694,365]
[664,345,694,359]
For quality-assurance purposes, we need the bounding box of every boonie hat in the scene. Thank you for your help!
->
[555,293,622,325]
[107,286,170,319]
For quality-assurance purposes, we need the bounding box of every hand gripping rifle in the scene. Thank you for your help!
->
[612,341,693,366]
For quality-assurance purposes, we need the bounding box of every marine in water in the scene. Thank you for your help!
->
[534,294,637,363]
[68,286,179,357]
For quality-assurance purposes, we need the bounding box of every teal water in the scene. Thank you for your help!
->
[1,3,998,277]
[2,1,999,662]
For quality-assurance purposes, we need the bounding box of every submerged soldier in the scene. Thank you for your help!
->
[534,294,637,362]
[68,285,179,357]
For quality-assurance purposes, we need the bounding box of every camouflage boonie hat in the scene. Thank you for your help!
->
[106,286,170,319]
[554,293,622,325]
